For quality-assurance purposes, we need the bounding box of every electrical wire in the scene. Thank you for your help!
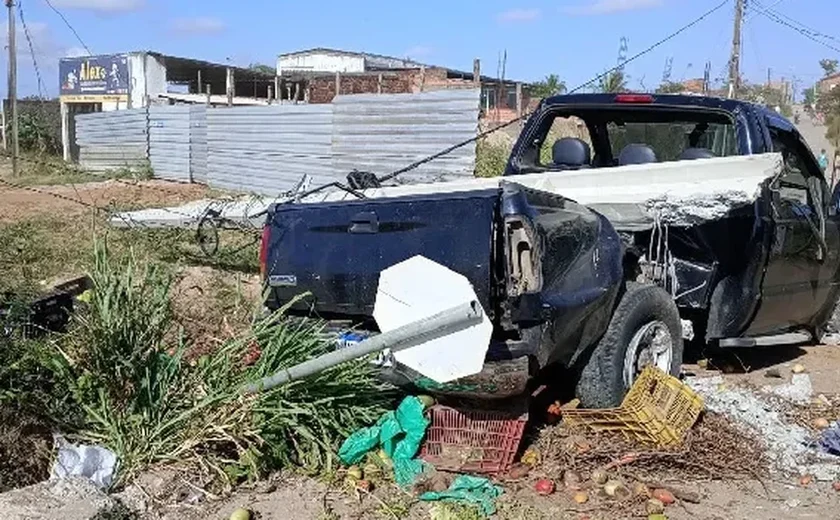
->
[18,0,48,98]
[379,0,732,182]
[750,0,840,54]
[42,0,92,55]
[753,0,839,44]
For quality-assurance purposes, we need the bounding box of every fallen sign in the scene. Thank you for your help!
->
[245,256,492,392]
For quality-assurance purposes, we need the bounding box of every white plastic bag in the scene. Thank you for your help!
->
[50,435,118,490]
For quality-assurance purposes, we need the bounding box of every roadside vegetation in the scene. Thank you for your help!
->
[2,239,393,489]
[0,157,393,491]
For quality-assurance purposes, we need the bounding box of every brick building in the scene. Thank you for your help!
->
[275,48,531,123]
[818,73,840,95]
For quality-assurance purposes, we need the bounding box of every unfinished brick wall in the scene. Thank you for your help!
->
[407,68,477,92]
[307,74,412,103]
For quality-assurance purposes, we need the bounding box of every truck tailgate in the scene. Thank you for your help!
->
[264,189,499,317]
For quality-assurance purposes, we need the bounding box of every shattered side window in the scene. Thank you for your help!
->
[607,122,738,162]
[769,128,814,218]
[538,116,593,166]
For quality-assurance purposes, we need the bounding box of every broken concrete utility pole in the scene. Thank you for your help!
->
[6,0,18,176]
[244,300,484,393]
[727,0,744,99]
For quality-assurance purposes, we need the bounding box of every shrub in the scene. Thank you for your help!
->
[475,139,511,178]
[58,242,392,485]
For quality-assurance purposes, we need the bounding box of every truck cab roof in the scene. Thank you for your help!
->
[542,92,763,114]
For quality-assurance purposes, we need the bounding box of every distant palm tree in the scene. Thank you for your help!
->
[531,74,567,98]
[598,71,627,93]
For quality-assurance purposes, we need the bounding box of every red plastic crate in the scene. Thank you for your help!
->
[420,404,528,474]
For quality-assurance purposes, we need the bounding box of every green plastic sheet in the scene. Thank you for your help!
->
[419,475,503,516]
[338,396,431,487]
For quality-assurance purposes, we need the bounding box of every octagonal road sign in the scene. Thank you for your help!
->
[373,255,492,383]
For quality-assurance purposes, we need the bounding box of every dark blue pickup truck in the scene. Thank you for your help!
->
[260,93,840,408]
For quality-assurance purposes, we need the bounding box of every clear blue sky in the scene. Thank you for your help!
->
[2,0,839,99]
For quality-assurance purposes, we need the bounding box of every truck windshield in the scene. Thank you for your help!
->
[519,106,740,173]
[607,121,738,162]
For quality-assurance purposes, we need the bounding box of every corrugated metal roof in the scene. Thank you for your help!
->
[278,47,429,70]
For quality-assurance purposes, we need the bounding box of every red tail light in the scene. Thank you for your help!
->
[615,94,654,104]
[259,225,270,278]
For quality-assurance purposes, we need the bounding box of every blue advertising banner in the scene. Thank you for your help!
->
[59,55,129,98]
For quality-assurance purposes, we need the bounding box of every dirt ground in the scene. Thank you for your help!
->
[0,178,209,223]
[117,345,840,520]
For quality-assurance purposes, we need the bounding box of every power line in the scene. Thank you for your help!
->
[750,0,840,54]
[380,0,732,182]
[572,0,731,93]
[753,0,839,44]
[42,0,91,55]
[18,0,48,98]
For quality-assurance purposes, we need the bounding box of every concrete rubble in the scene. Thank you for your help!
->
[0,477,117,520]
[111,153,781,232]
[689,375,840,482]
[110,196,271,229]
[764,373,813,405]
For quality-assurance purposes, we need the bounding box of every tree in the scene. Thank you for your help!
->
[249,63,275,76]
[598,70,627,93]
[531,74,567,98]
[656,81,685,94]
[818,86,840,119]
[820,58,838,77]
[817,87,840,147]
[738,83,793,117]
[803,86,816,107]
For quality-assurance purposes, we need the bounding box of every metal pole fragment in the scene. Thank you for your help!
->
[244,300,483,393]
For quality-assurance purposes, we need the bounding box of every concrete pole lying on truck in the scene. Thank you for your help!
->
[243,300,483,393]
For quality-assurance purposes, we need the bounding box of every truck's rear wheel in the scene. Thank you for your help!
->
[576,283,683,408]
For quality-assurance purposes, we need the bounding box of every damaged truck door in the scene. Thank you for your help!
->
[746,117,839,337]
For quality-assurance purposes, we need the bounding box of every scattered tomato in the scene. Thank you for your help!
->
[535,479,556,496]
[651,488,675,505]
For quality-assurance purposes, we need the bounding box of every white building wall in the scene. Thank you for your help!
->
[127,52,167,108]
[277,53,365,74]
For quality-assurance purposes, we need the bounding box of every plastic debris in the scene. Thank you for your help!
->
[419,475,503,516]
[338,396,430,488]
[818,423,840,456]
[765,373,813,404]
[50,436,118,490]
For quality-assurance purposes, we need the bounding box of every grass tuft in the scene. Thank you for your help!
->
[51,241,392,485]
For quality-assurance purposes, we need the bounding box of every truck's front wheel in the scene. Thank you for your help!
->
[576,283,683,408]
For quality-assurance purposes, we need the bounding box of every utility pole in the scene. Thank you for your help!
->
[703,61,711,94]
[728,0,744,99]
[6,0,18,176]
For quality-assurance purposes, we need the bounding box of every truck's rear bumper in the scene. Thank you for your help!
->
[378,355,531,400]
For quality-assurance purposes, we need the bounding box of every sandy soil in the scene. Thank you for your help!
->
[128,344,840,520]
[0,178,209,223]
